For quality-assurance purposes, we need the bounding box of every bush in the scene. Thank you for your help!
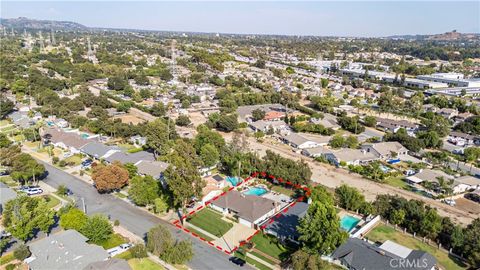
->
[58,160,66,167]
[13,244,31,261]
[56,184,68,196]
[52,156,59,164]
[5,264,16,270]
[114,219,120,226]
[130,244,148,258]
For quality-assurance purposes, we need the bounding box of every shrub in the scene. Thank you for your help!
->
[52,156,59,164]
[13,244,31,261]
[5,264,16,270]
[130,244,148,258]
[58,160,66,167]
[114,219,120,226]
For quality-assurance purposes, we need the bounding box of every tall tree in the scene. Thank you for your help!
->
[91,161,129,193]
[80,214,113,244]
[200,143,219,167]
[145,118,176,156]
[129,175,160,206]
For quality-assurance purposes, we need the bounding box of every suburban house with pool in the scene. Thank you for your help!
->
[210,190,277,228]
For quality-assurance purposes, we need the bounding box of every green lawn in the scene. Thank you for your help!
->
[114,250,133,260]
[63,154,83,166]
[367,224,466,270]
[0,176,17,187]
[251,233,291,261]
[97,233,128,249]
[385,176,409,189]
[235,249,272,270]
[0,253,14,266]
[187,208,233,237]
[249,250,276,265]
[128,258,165,270]
[186,225,215,241]
[43,195,61,209]
[271,185,295,196]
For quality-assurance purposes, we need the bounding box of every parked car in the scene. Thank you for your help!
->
[24,188,43,196]
[465,193,480,203]
[229,257,246,267]
[81,159,93,168]
[442,198,456,206]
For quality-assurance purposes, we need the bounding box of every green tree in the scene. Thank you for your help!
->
[145,119,175,156]
[80,214,113,244]
[251,109,266,121]
[0,133,12,148]
[129,175,160,206]
[9,153,45,185]
[200,143,219,167]
[59,208,88,231]
[390,209,406,225]
[2,195,55,241]
[154,197,169,214]
[298,187,348,254]
[216,114,239,132]
[147,225,174,256]
[363,116,377,127]
[123,163,138,178]
[13,244,31,261]
[334,185,366,212]
[175,115,191,127]
[0,96,14,119]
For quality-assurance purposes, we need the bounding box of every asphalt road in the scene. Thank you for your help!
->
[40,161,249,270]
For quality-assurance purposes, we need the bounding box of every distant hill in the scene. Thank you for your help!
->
[0,17,87,30]
[387,30,479,41]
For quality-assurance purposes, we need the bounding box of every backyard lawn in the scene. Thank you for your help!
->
[128,258,165,270]
[97,233,128,249]
[250,233,291,261]
[271,185,295,196]
[186,208,233,237]
[385,176,409,189]
[367,224,466,270]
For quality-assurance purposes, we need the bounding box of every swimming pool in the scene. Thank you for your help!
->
[340,215,360,232]
[243,187,268,196]
[226,176,242,187]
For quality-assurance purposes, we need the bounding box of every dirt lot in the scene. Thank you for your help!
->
[455,197,480,215]
[113,114,146,125]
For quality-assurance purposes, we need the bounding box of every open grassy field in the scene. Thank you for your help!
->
[187,208,233,237]
[128,258,165,270]
[367,224,466,270]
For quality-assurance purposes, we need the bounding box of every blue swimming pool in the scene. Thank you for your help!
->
[243,187,268,196]
[340,215,360,232]
[226,176,242,186]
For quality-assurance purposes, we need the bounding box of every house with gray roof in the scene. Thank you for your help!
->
[0,183,17,214]
[210,191,277,228]
[323,148,379,166]
[281,133,322,149]
[332,238,436,270]
[264,202,308,244]
[361,141,409,160]
[105,151,155,165]
[27,230,109,270]
[80,142,121,160]
[84,258,131,270]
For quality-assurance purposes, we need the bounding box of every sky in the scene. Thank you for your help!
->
[1,1,479,37]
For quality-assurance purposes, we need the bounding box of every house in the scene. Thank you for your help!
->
[105,151,155,165]
[264,202,308,244]
[249,120,288,133]
[301,146,328,158]
[323,148,378,166]
[281,133,322,149]
[361,142,409,160]
[263,111,285,121]
[129,135,147,147]
[41,128,95,154]
[453,175,480,193]
[376,118,419,134]
[210,191,277,228]
[80,142,121,160]
[27,230,109,270]
[422,104,438,113]
[405,169,458,193]
[135,160,169,187]
[437,108,458,119]
[84,258,132,270]
[207,174,227,189]
[0,183,17,214]
[448,131,478,145]
[455,112,473,122]
[332,238,437,270]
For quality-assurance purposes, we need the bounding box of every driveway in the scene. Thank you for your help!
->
[214,223,256,252]
[39,161,250,270]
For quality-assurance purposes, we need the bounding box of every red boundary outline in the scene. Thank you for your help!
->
[171,171,311,255]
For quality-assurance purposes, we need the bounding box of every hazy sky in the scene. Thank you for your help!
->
[1,1,479,37]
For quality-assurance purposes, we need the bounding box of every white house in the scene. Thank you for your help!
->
[281,133,322,149]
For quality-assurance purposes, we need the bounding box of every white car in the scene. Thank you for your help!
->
[443,199,456,206]
[25,188,43,195]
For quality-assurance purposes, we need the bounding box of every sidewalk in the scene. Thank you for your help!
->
[246,252,278,270]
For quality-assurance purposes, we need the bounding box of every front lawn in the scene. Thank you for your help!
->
[43,195,61,209]
[128,258,165,270]
[0,253,14,266]
[63,154,83,166]
[186,225,215,241]
[187,208,232,237]
[250,233,291,261]
[97,233,128,249]
[367,224,466,270]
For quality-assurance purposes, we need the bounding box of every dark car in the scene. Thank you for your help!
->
[229,257,246,267]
